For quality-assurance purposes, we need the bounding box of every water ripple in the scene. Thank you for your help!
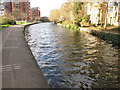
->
[25,23,120,88]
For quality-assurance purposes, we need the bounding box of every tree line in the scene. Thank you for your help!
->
[49,1,119,28]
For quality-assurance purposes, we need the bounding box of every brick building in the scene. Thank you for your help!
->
[12,0,31,21]
[4,0,12,18]
[0,0,5,17]
[30,7,40,21]
[0,0,41,22]
[0,0,12,18]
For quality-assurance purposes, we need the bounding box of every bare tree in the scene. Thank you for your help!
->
[12,9,21,20]
[12,9,27,21]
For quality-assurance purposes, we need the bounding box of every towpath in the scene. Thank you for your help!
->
[1,24,50,88]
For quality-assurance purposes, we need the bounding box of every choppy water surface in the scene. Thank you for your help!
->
[25,23,120,88]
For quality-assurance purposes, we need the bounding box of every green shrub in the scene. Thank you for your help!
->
[63,24,79,30]
[2,18,10,25]
[106,24,113,27]
[100,22,104,26]
[1,18,16,25]
[80,15,90,27]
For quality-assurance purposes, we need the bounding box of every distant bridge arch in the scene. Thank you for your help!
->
[40,17,51,22]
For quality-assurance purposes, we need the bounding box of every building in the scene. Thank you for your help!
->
[0,0,12,18]
[4,0,12,18]
[0,0,5,17]
[85,2,104,26]
[30,7,40,21]
[19,0,31,21]
[40,17,50,22]
[107,1,120,26]
[85,2,120,26]
[0,0,41,22]
[12,0,31,21]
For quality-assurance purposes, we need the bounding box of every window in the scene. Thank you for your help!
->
[15,0,19,4]
[0,11,4,16]
[15,4,19,8]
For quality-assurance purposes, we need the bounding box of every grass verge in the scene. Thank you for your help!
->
[0,24,10,28]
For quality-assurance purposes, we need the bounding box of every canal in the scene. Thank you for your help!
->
[25,22,120,88]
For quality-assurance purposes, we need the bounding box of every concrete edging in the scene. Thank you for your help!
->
[79,27,120,45]
[22,22,51,88]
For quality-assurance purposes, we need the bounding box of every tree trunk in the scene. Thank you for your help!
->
[104,3,108,29]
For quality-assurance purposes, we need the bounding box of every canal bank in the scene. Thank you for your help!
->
[2,23,50,88]
[60,24,120,45]
[79,27,120,45]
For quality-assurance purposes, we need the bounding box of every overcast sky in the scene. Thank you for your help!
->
[29,0,67,17]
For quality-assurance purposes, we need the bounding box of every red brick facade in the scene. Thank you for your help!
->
[0,0,12,18]
[30,7,40,21]
[12,0,31,21]
[2,0,40,21]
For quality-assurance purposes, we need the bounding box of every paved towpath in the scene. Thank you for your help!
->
[1,24,50,88]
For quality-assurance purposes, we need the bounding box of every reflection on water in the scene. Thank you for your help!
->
[25,23,120,88]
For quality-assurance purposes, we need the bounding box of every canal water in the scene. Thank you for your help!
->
[25,23,120,88]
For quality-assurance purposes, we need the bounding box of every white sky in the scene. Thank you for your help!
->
[29,0,67,17]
